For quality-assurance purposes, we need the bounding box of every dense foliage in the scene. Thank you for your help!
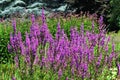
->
[0,0,110,19]
[2,10,119,80]
[65,0,110,15]
[2,0,120,32]
[108,0,120,32]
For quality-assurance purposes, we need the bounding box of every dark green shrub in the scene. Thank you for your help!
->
[0,22,13,63]
[108,0,120,32]
[65,0,110,15]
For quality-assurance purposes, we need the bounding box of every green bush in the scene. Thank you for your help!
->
[108,0,120,32]
[0,22,13,63]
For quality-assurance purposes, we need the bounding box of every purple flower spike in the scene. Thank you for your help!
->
[25,32,30,51]
[31,14,35,24]
[117,62,120,75]
[8,43,12,52]
[34,55,39,65]
[12,19,16,34]
[58,68,62,79]
[98,16,104,31]
[31,37,37,56]
[66,77,69,80]
[56,22,61,41]
[96,53,102,67]
[20,41,25,55]
[99,16,103,26]
[12,76,16,80]
[80,23,84,35]
[17,31,22,42]
[25,55,30,65]
[92,21,95,33]
[112,43,115,52]
[14,55,19,68]
[42,8,46,24]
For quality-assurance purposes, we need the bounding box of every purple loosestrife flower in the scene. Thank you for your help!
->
[47,45,54,62]
[71,66,75,75]
[41,56,46,67]
[14,55,19,68]
[105,36,110,52]
[24,32,31,65]
[30,24,40,38]
[117,62,120,75]
[31,36,37,56]
[56,22,61,41]
[61,29,68,41]
[12,19,16,34]
[12,76,16,80]
[70,27,75,42]
[35,37,39,47]
[20,41,25,55]
[74,55,79,70]
[17,31,22,42]
[7,43,12,52]
[42,8,46,24]
[70,27,80,52]
[9,32,21,53]
[108,52,115,68]
[31,14,35,24]
[96,53,102,67]
[10,33,15,49]
[45,29,54,44]
[58,68,62,79]
[87,46,94,63]
[30,23,38,37]
[92,21,95,33]
[25,32,30,54]
[81,62,88,78]
[112,43,115,52]
[86,31,97,47]
[25,55,30,65]
[40,22,53,44]
[66,77,69,80]
[98,16,103,29]
[40,23,48,33]
[56,52,60,61]
[56,33,68,63]
[40,23,49,45]
[33,55,39,65]
[83,62,88,72]
[100,36,105,46]
[108,43,116,61]
[104,56,108,64]
[80,23,84,36]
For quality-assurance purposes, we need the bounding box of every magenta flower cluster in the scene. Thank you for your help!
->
[8,10,119,79]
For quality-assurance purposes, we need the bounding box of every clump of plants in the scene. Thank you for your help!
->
[5,9,120,80]
[0,18,31,63]
[108,0,120,32]
[0,11,99,64]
